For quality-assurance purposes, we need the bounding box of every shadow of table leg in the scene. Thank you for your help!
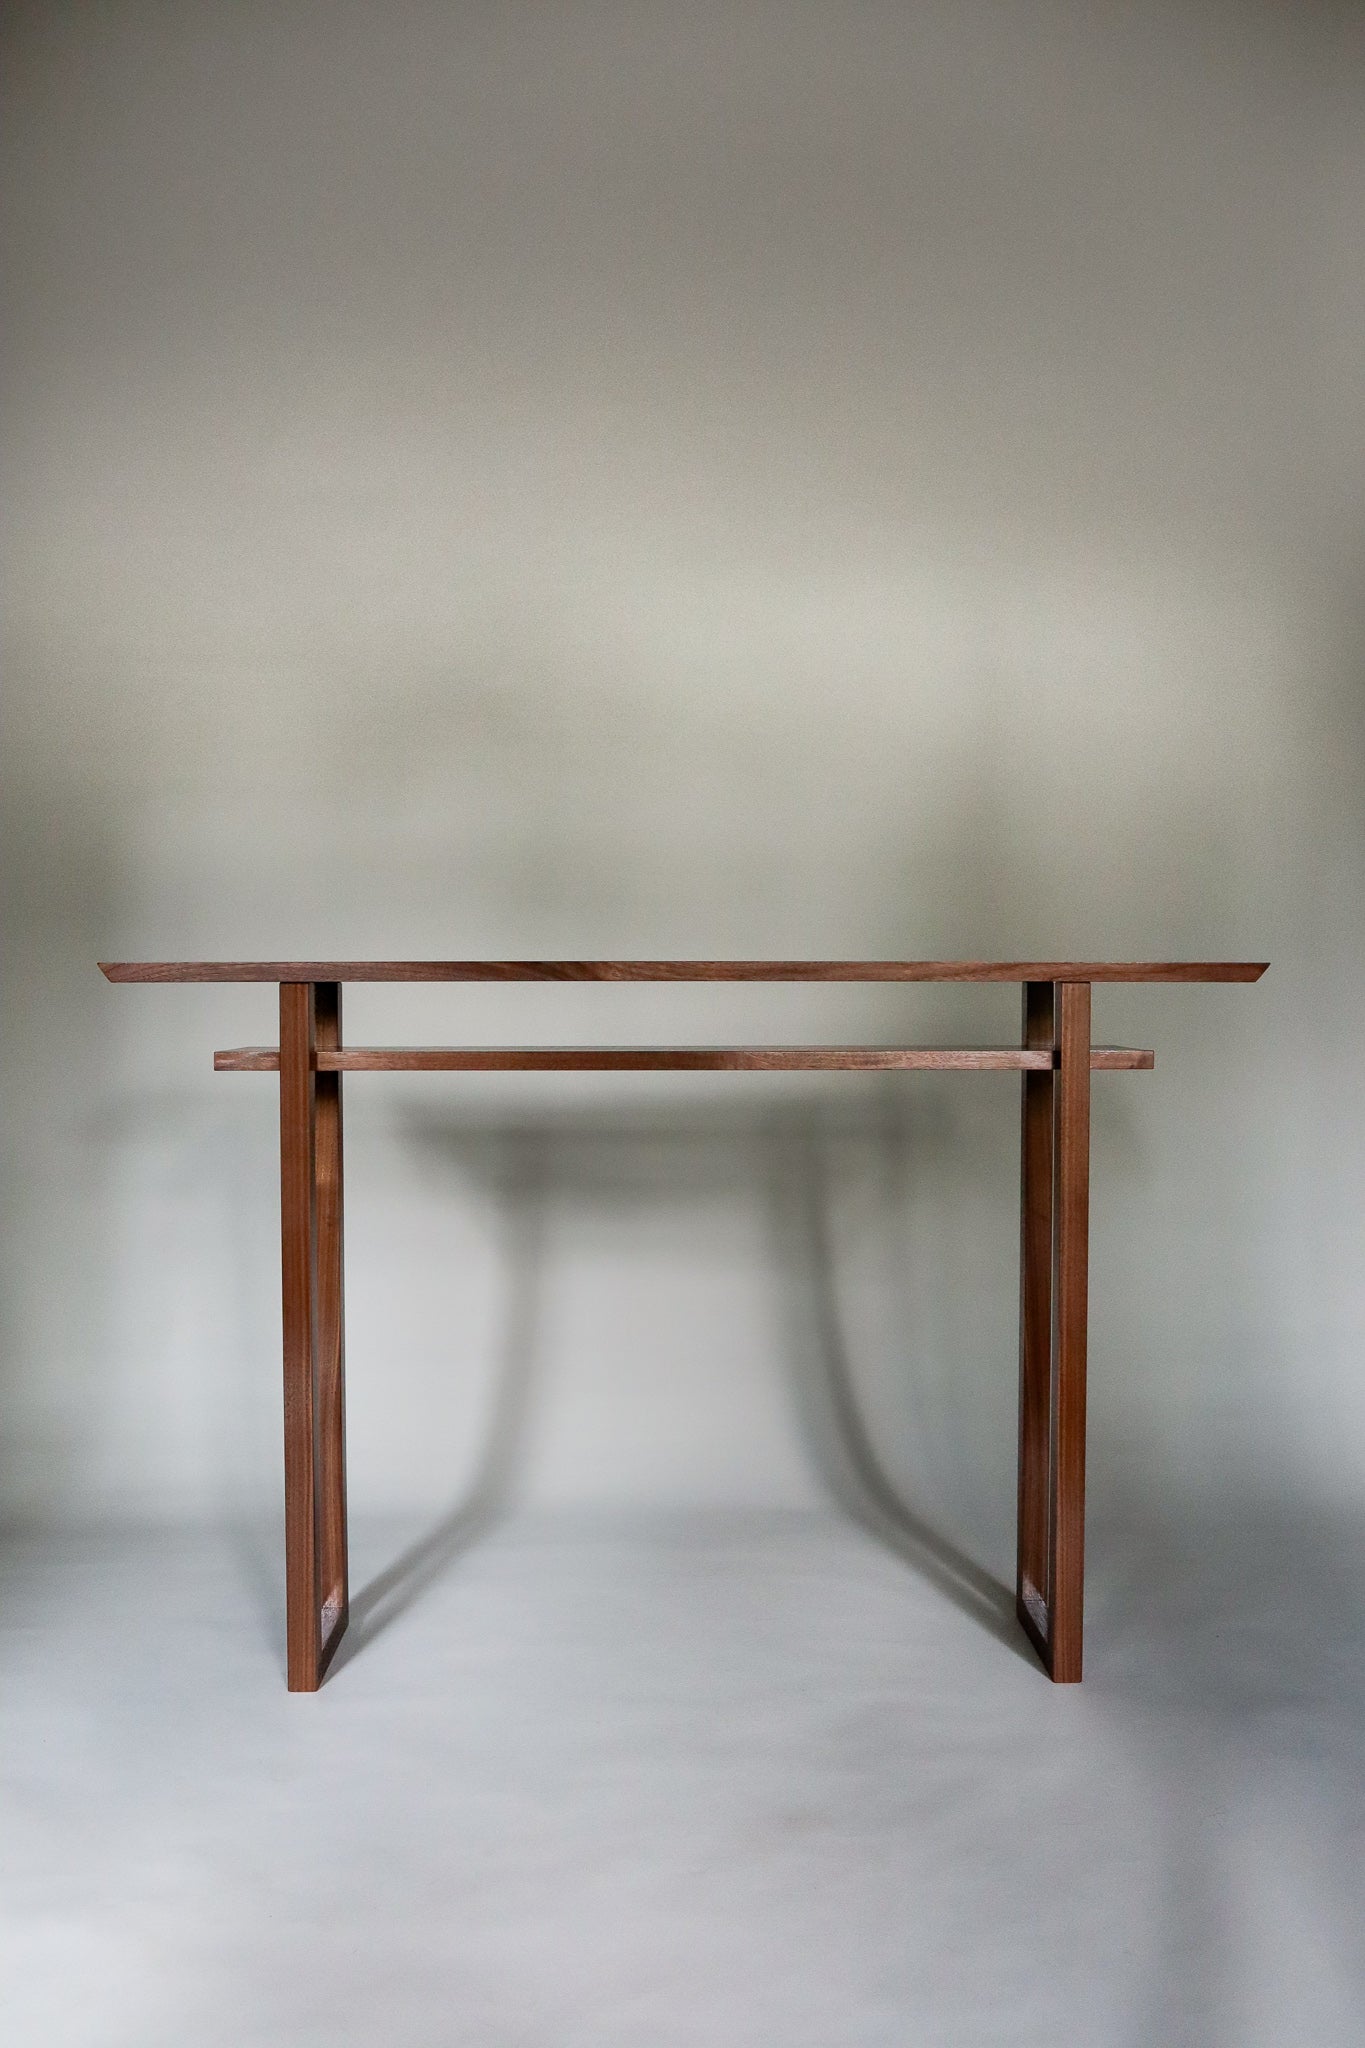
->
[329,1157,544,1673]
[767,1114,1027,1660]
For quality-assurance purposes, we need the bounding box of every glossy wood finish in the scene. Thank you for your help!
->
[105,959,1266,983]
[214,1044,1156,1073]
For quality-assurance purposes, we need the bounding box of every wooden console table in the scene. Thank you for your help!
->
[100,959,1265,1689]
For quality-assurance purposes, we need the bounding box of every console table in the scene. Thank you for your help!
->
[100,959,1265,1689]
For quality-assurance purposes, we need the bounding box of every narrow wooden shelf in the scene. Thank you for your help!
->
[106,959,1266,983]
[214,1044,1156,1073]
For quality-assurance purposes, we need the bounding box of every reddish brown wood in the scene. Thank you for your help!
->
[1047,981,1092,1682]
[313,983,348,1678]
[102,959,1268,984]
[103,956,1264,1689]
[1016,982,1054,1664]
[213,1043,1156,1073]
[279,982,321,1692]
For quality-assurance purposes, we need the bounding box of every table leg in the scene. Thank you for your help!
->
[279,980,349,1690]
[1017,981,1054,1659]
[1016,978,1092,1680]
[314,983,349,1674]
[1048,979,1091,1680]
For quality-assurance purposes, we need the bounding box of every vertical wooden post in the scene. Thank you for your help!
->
[313,983,349,1674]
[279,981,321,1690]
[1016,981,1054,1660]
[278,980,350,1690]
[1048,979,1091,1681]
[1016,977,1093,1681]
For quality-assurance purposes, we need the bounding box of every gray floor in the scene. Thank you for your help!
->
[3,1504,1363,2047]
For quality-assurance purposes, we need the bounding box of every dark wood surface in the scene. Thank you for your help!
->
[103,954,1263,1688]
[313,983,349,1681]
[1048,980,1092,1683]
[1016,982,1055,1666]
[279,982,321,1693]
[101,959,1267,983]
[213,1044,1156,1072]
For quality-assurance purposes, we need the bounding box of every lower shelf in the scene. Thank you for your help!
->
[213,1045,1155,1073]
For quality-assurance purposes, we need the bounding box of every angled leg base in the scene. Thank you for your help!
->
[1017,1576,1050,1668]
[316,1597,348,1683]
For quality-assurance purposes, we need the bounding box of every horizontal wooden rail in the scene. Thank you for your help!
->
[214,1044,1156,1073]
[106,959,1265,983]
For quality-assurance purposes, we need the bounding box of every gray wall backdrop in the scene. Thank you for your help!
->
[3,3,1362,1576]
